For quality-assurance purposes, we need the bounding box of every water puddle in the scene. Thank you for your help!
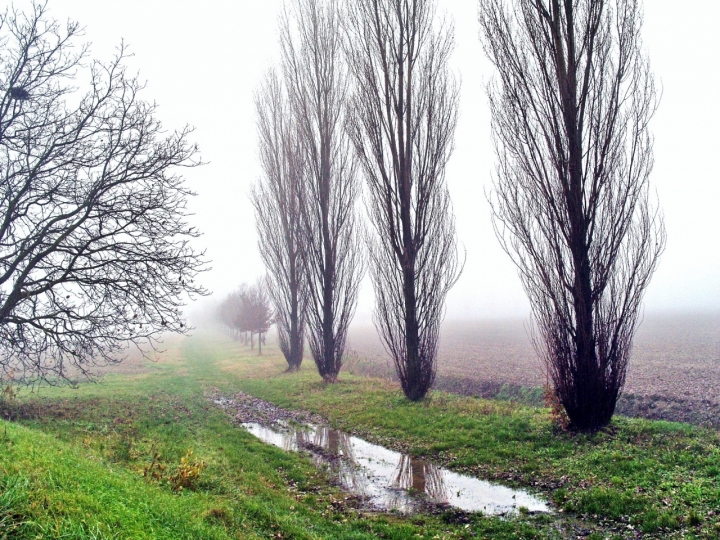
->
[242,420,551,515]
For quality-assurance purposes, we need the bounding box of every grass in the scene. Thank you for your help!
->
[192,333,720,539]
[2,330,720,538]
[0,333,564,539]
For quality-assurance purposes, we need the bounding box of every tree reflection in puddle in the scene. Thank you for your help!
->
[242,421,550,515]
[392,455,448,504]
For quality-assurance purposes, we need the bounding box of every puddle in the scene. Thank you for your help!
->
[242,421,551,515]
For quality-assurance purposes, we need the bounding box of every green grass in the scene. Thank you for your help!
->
[3,330,720,538]
[0,334,564,539]
[189,333,720,539]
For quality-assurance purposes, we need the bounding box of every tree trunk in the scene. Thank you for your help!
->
[402,263,423,401]
[557,18,607,431]
[321,265,335,381]
[320,134,338,382]
[289,294,301,370]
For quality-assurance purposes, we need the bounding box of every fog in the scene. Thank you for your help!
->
[50,0,720,321]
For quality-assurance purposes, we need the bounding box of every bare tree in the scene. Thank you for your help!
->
[0,3,207,385]
[217,282,273,353]
[235,284,253,346]
[217,294,235,338]
[345,0,462,401]
[252,70,307,370]
[217,287,246,341]
[245,280,274,356]
[281,0,364,382]
[479,0,665,431]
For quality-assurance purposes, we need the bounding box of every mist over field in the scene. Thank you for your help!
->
[3,1,720,538]
[187,292,720,429]
[341,312,720,422]
[47,0,720,322]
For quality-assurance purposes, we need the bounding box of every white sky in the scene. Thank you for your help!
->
[47,0,720,320]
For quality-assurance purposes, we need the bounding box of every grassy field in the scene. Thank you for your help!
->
[1,332,720,539]
[0,334,562,540]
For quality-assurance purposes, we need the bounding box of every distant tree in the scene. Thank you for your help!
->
[281,0,364,382]
[345,0,462,401]
[244,281,274,356]
[218,282,273,355]
[217,286,247,341]
[0,3,206,385]
[252,70,308,370]
[217,296,233,337]
[479,0,665,431]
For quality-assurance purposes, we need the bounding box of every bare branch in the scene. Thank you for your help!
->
[345,0,462,401]
[282,0,365,383]
[0,3,208,385]
[479,0,664,430]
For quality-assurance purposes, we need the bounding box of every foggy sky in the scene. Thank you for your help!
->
[48,0,720,320]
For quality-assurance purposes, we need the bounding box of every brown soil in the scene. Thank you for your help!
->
[345,312,720,428]
[208,389,326,426]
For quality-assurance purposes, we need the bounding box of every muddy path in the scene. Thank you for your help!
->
[208,389,654,539]
[209,389,550,515]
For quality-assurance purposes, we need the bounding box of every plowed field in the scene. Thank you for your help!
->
[345,312,720,427]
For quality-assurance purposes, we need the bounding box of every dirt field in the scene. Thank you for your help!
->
[345,312,720,428]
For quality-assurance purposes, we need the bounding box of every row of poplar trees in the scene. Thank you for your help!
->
[253,0,665,433]
[252,0,462,399]
[218,283,273,354]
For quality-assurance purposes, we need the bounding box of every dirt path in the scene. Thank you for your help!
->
[210,389,654,539]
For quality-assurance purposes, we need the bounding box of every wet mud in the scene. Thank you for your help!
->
[211,390,551,516]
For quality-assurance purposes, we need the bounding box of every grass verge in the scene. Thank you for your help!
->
[196,333,720,540]
[1,334,562,539]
